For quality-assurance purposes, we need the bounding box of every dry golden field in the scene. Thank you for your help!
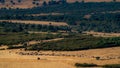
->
[0,47,120,68]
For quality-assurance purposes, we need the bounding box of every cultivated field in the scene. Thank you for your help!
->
[0,47,120,68]
[0,20,68,26]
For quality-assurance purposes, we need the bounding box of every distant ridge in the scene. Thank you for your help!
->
[0,0,120,8]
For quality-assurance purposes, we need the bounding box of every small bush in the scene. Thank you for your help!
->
[75,63,98,67]
[37,57,40,60]
[95,56,100,60]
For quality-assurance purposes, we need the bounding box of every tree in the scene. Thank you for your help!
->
[113,0,116,2]
[59,0,67,4]
[48,0,58,5]
[18,0,22,3]
[0,0,5,4]
[23,43,27,48]
[81,0,85,3]
[32,1,36,4]
[74,1,79,4]
[42,1,47,6]
[10,0,15,5]
[36,2,39,6]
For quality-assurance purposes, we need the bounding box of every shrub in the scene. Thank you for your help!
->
[95,56,100,60]
[75,63,98,67]
[0,48,5,50]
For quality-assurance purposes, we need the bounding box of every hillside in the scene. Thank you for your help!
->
[0,0,120,68]
[0,0,120,8]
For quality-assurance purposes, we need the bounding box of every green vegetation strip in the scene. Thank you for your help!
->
[0,21,70,32]
[75,63,120,68]
[75,63,98,67]
[27,34,120,51]
[0,32,63,45]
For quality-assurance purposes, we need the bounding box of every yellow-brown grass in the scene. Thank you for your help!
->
[0,47,120,68]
